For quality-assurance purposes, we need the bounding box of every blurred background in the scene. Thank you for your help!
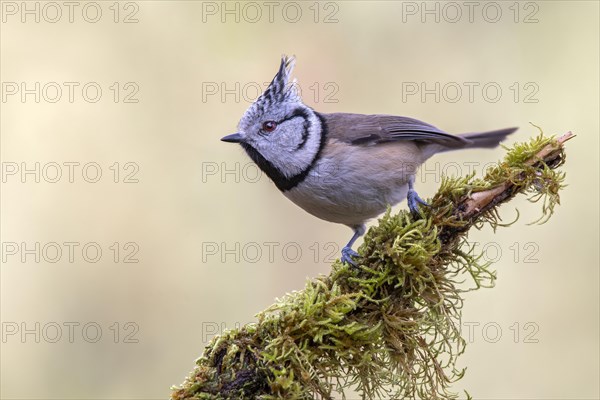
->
[1,1,598,399]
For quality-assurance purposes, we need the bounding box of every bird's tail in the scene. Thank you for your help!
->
[459,127,518,149]
[422,127,518,158]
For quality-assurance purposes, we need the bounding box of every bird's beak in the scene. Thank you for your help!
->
[221,133,243,143]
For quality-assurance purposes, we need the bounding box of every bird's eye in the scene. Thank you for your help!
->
[262,121,277,133]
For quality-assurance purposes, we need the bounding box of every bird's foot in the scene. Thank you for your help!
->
[341,246,360,267]
[407,189,430,218]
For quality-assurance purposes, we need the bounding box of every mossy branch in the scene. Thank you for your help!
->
[172,131,574,400]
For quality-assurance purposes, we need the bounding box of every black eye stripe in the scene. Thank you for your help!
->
[277,107,310,125]
[259,107,309,137]
[278,115,301,124]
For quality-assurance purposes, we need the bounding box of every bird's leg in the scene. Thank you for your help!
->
[341,224,366,267]
[407,175,429,218]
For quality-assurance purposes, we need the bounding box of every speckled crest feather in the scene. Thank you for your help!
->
[263,55,298,104]
[239,55,300,126]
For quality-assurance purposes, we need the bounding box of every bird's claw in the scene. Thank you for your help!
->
[407,189,430,218]
[341,246,360,267]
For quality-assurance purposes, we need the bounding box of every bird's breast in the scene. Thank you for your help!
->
[283,140,425,226]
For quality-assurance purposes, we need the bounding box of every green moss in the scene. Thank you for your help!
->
[172,132,569,400]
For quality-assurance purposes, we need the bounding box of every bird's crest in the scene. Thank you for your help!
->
[258,55,300,107]
[238,55,302,130]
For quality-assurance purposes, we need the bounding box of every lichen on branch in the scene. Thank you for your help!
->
[172,132,573,400]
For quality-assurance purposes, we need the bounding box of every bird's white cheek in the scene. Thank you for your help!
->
[274,129,295,147]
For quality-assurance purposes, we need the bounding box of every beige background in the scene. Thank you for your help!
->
[1,1,598,399]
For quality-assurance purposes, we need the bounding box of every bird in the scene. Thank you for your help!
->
[221,56,517,266]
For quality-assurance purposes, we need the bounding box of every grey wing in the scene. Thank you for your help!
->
[322,113,469,148]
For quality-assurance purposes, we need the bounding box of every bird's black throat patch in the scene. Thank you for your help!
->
[240,112,327,192]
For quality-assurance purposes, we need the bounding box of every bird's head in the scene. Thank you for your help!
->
[222,56,324,188]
